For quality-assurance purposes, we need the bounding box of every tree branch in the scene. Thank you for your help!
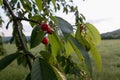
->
[3,0,16,18]
[3,0,36,71]
[3,0,40,24]
[17,17,40,24]
[14,21,32,70]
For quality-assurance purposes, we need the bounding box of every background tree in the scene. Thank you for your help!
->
[0,0,102,80]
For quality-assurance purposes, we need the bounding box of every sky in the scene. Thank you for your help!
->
[1,0,120,36]
[77,0,120,33]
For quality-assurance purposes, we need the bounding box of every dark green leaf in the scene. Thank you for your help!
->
[26,73,31,80]
[63,7,68,14]
[17,54,27,67]
[35,0,42,11]
[10,36,14,43]
[0,53,20,71]
[56,17,73,38]
[69,35,92,76]
[80,14,86,20]
[20,0,32,12]
[30,15,44,27]
[40,50,51,62]
[30,25,45,48]
[17,2,20,8]
[31,58,58,80]
[85,23,101,45]
[52,0,57,11]
[57,3,60,10]
[49,16,58,24]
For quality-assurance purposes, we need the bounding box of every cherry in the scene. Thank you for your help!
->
[47,28,54,34]
[42,37,49,45]
[40,22,54,34]
[41,23,50,31]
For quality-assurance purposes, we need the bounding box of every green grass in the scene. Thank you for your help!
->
[93,40,120,80]
[0,40,120,80]
[0,43,45,80]
[0,44,28,80]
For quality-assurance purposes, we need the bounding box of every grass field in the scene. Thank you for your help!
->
[0,40,120,80]
[93,40,120,80]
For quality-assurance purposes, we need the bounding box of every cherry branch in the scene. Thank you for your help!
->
[3,0,39,24]
[16,17,40,24]
[3,0,35,71]
[3,0,16,18]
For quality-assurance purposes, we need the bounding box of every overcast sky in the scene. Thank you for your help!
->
[1,0,120,36]
[78,0,120,33]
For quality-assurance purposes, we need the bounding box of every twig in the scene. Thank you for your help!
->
[3,0,16,18]
[17,17,40,24]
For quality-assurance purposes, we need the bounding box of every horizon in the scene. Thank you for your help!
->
[2,28,120,37]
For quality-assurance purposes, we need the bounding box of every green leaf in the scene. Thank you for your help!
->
[17,54,27,67]
[30,25,45,48]
[31,58,58,80]
[20,0,32,12]
[65,40,74,57]
[0,0,2,5]
[35,0,42,11]
[80,13,86,20]
[0,53,20,71]
[30,15,44,27]
[48,33,62,57]
[52,0,56,11]
[56,17,73,38]
[50,16,58,24]
[76,23,102,72]
[75,26,91,51]
[63,7,68,14]
[69,35,92,76]
[90,44,102,72]
[40,50,51,62]
[85,23,101,45]
[52,66,67,80]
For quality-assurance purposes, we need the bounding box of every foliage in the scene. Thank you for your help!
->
[0,0,102,80]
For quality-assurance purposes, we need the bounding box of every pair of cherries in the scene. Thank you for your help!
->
[40,23,54,45]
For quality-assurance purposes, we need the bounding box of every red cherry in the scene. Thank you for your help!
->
[41,23,50,31]
[42,37,49,45]
[47,28,54,34]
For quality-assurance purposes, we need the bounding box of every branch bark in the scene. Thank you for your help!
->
[17,17,40,24]
[3,0,35,71]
